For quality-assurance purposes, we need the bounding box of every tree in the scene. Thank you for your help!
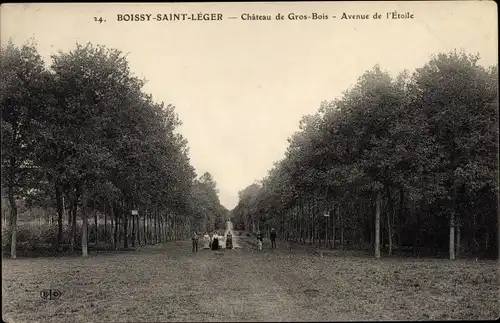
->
[232,51,498,260]
[2,39,228,256]
[1,39,52,258]
[411,52,499,259]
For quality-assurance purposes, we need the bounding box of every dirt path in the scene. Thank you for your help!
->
[2,221,498,322]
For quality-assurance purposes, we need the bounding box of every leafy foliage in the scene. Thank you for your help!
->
[232,52,498,258]
[1,40,227,256]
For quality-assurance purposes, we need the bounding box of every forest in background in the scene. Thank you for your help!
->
[231,51,498,260]
[1,40,228,258]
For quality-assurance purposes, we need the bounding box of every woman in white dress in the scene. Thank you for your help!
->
[203,232,210,249]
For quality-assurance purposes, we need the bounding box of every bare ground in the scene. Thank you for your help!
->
[2,234,499,322]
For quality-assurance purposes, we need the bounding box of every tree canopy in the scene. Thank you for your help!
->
[1,40,227,257]
[231,52,498,259]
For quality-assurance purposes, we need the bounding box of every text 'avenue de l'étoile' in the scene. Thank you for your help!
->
[116,11,415,22]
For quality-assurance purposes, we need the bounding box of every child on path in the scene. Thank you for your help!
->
[256,231,263,250]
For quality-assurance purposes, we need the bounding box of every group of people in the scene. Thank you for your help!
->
[191,228,278,252]
[191,231,234,252]
[256,228,277,250]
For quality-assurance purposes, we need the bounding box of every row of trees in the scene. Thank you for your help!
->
[1,39,227,258]
[232,52,498,259]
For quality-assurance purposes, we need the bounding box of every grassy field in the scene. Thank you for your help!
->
[2,233,499,322]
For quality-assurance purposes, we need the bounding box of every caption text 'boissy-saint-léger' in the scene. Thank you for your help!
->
[116,12,415,22]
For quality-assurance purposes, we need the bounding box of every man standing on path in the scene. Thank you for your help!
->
[192,232,199,253]
[270,228,277,249]
[256,231,263,250]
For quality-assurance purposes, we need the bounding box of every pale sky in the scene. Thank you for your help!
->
[1,1,497,210]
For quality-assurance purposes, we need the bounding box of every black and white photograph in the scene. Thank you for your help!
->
[1,1,498,322]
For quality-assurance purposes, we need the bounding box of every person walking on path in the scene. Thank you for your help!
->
[270,228,277,249]
[226,231,233,249]
[211,232,219,250]
[256,231,263,250]
[203,232,210,250]
[192,232,199,253]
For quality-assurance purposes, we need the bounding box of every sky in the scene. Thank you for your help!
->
[1,1,497,210]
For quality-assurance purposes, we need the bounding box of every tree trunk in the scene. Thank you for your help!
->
[131,207,136,248]
[175,215,178,240]
[139,210,142,244]
[8,185,18,259]
[158,211,164,243]
[81,193,88,257]
[104,202,107,242]
[332,204,336,249]
[298,200,302,243]
[71,205,77,252]
[71,187,79,252]
[110,204,114,243]
[172,215,175,240]
[303,199,307,244]
[448,181,458,260]
[148,211,152,242]
[166,213,170,241]
[162,214,166,242]
[153,208,157,244]
[159,214,162,243]
[161,214,164,243]
[456,221,461,259]
[386,186,394,256]
[358,202,364,247]
[309,200,313,245]
[312,200,317,245]
[340,207,344,250]
[281,211,284,240]
[156,209,160,243]
[484,232,489,254]
[68,208,73,249]
[64,194,70,227]
[315,200,320,248]
[375,191,381,259]
[398,188,404,252]
[150,212,153,243]
[124,201,129,249]
[286,209,290,241]
[325,208,329,248]
[93,200,98,245]
[143,211,147,245]
[113,205,118,250]
[136,209,140,246]
[449,211,455,260]
[305,204,308,244]
[413,209,420,257]
[165,214,169,241]
[151,211,154,241]
[55,182,63,251]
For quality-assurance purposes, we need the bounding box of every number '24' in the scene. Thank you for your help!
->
[94,17,104,23]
